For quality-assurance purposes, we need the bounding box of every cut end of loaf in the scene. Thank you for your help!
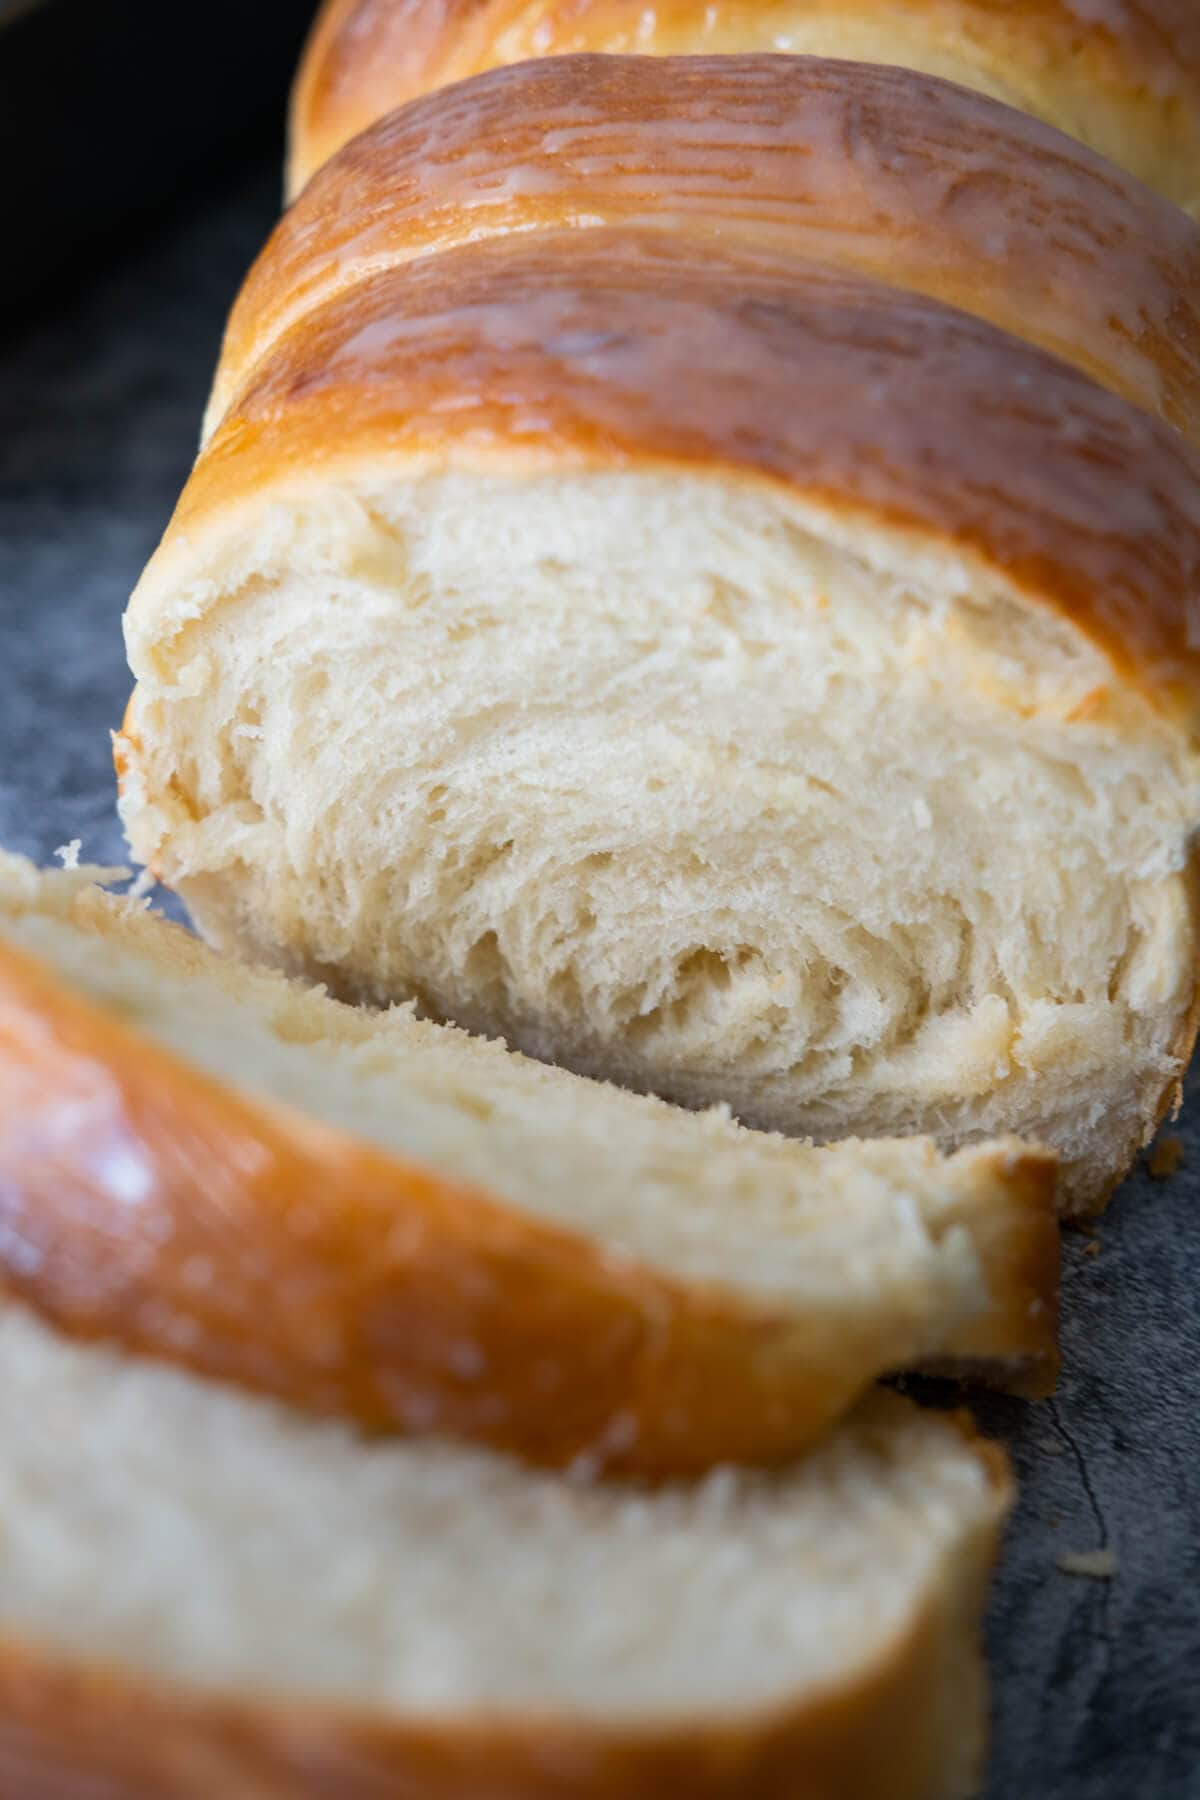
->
[119,438,1200,1213]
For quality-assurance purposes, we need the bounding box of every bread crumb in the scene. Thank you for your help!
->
[1148,1136,1185,1180]
[1084,1240,1101,1258]
[54,840,82,870]
[1057,1548,1118,1580]
[128,867,157,901]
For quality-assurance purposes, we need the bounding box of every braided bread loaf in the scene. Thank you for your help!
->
[118,46,1200,1213]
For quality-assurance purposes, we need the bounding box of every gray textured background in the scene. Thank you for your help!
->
[0,162,1197,1800]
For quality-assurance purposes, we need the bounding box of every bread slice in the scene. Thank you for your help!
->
[288,0,1200,212]
[0,852,1056,1474]
[118,224,1200,1214]
[0,1300,1011,1800]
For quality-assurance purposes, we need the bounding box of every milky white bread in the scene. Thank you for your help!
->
[289,0,1200,211]
[0,851,1056,1476]
[0,1302,1010,1800]
[117,167,1200,1212]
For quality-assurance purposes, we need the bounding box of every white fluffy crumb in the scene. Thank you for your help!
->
[116,466,1194,1219]
[54,840,82,870]
[127,866,157,901]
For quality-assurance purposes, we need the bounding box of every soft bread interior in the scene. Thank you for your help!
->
[0,854,1030,1330]
[0,1300,1004,1717]
[120,470,1199,1211]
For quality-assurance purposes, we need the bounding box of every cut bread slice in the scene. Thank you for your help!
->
[0,1300,1011,1800]
[0,852,1057,1474]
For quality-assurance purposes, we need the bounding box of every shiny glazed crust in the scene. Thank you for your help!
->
[0,1424,1009,1800]
[289,0,1200,210]
[167,231,1200,734]
[210,56,1200,443]
[0,931,1059,1475]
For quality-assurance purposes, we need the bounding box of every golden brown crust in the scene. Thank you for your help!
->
[290,0,1200,209]
[177,231,1200,734]
[929,1147,1060,1393]
[0,1422,1009,1798]
[0,932,1058,1475]
[214,57,1200,444]
[1048,843,1200,1218]
[1151,842,1200,1139]
[0,1634,970,1800]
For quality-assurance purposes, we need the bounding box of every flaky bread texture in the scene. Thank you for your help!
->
[118,230,1200,1212]
[0,1302,1010,1800]
[210,56,1200,447]
[0,851,1056,1475]
[289,0,1200,212]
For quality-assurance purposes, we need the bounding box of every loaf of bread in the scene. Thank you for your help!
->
[0,1299,1011,1800]
[0,851,1057,1473]
[117,52,1200,1213]
[289,0,1200,210]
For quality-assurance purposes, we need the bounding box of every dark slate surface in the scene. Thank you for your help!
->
[1,160,1198,1800]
